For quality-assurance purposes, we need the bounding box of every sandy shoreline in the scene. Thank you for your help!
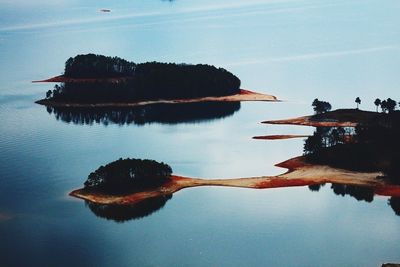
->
[36,89,278,107]
[70,156,400,205]
[263,115,358,127]
[253,135,309,140]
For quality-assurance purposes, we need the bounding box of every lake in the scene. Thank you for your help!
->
[0,0,399,266]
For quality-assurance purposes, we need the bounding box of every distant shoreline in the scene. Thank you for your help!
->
[70,156,400,206]
[263,115,358,127]
[252,134,309,140]
[36,89,279,107]
[261,109,391,127]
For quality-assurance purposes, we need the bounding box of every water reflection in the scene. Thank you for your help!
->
[308,183,400,216]
[389,197,400,216]
[330,183,374,203]
[303,122,400,215]
[85,194,172,222]
[45,102,240,125]
[308,183,325,192]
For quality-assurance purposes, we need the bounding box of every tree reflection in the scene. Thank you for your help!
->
[330,183,374,202]
[308,183,375,202]
[388,197,400,216]
[308,183,325,192]
[308,183,400,216]
[45,102,240,125]
[85,194,172,222]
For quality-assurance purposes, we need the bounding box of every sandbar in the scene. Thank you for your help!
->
[263,115,357,127]
[36,89,278,107]
[253,135,309,140]
[70,156,400,205]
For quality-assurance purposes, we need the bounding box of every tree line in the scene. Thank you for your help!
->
[353,97,398,113]
[312,97,399,115]
[84,158,172,194]
[304,99,400,184]
[45,54,241,102]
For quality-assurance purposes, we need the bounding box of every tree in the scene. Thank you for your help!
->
[46,90,52,98]
[355,97,361,109]
[312,99,332,114]
[381,100,388,113]
[374,98,381,112]
[386,98,397,113]
[303,129,324,156]
[380,98,397,113]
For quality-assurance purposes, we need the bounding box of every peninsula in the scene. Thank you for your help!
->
[263,98,399,127]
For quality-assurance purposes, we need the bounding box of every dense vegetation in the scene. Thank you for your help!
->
[305,98,400,216]
[45,54,241,102]
[303,100,400,184]
[64,54,136,78]
[311,99,332,114]
[84,158,172,194]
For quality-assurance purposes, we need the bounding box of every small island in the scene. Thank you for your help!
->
[35,54,277,107]
[82,158,172,194]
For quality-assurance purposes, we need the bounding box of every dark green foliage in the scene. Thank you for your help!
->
[84,158,172,194]
[303,111,400,184]
[64,54,136,78]
[355,97,361,109]
[312,98,332,114]
[380,98,397,113]
[374,98,381,112]
[304,127,349,158]
[51,54,241,102]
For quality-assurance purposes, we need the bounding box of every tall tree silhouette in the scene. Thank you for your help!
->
[381,98,397,113]
[355,97,361,109]
[374,98,381,112]
[386,98,397,113]
[312,99,332,114]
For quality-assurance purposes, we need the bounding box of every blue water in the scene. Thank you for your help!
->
[1,0,400,266]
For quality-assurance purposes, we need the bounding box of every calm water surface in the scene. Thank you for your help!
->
[1,0,400,266]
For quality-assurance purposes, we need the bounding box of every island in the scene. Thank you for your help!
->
[34,54,277,107]
[82,158,172,194]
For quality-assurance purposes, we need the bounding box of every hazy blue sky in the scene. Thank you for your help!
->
[1,0,399,109]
